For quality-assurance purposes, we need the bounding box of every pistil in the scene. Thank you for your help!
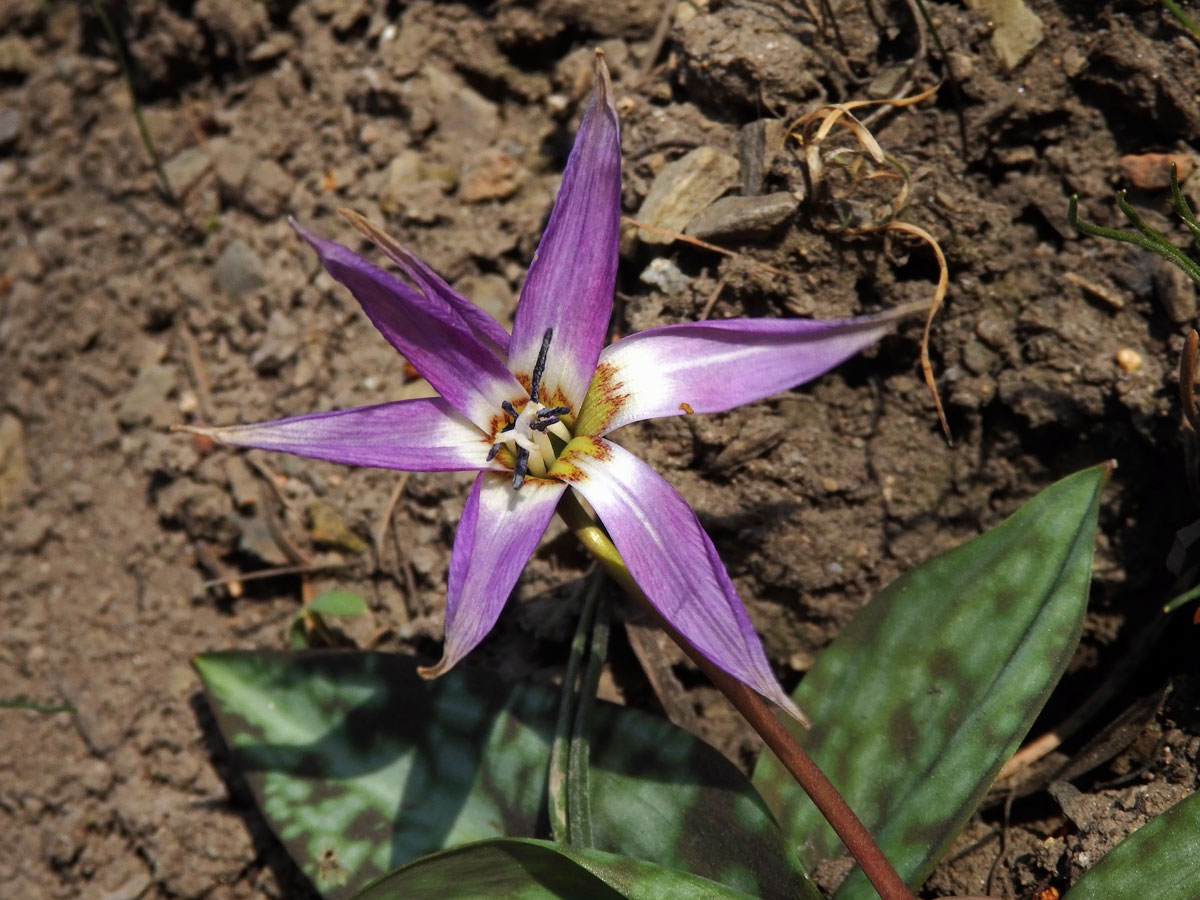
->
[487,328,574,489]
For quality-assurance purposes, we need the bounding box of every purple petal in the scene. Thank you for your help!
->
[576,310,907,436]
[420,472,566,678]
[552,436,806,722]
[291,219,523,430]
[177,398,499,472]
[508,52,621,414]
[340,208,510,358]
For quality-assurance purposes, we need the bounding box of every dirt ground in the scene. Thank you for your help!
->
[2,1,1199,898]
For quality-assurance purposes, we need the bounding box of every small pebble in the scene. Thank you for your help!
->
[1118,152,1195,191]
[213,239,265,298]
[639,257,690,295]
[685,192,798,241]
[635,146,740,245]
[1115,348,1142,373]
[0,107,23,150]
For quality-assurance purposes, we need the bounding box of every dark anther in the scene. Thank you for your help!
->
[511,446,531,490]
[501,399,518,419]
[530,328,554,403]
[530,406,570,432]
[486,443,502,461]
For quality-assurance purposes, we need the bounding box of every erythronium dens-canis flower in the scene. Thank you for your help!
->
[180,52,914,722]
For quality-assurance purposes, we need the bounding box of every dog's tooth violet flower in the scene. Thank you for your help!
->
[179,52,913,721]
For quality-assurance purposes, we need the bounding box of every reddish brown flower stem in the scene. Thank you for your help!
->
[558,492,916,900]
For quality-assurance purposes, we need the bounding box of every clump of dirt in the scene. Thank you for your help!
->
[1,1,1198,898]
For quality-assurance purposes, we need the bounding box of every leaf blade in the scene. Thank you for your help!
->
[1062,789,1200,900]
[350,838,765,900]
[753,464,1108,896]
[196,651,816,900]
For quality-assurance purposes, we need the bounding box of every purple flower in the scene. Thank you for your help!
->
[183,53,908,720]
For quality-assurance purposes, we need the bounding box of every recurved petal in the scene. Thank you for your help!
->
[340,208,511,359]
[291,218,523,430]
[176,398,499,472]
[508,51,621,413]
[420,472,567,678]
[551,436,806,722]
[576,310,909,436]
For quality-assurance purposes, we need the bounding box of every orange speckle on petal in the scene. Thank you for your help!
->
[576,361,630,436]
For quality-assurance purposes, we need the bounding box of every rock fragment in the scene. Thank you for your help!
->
[686,192,798,242]
[0,36,35,76]
[0,413,30,508]
[1118,152,1195,191]
[634,146,740,245]
[213,239,265,297]
[963,0,1044,71]
[117,364,179,428]
[209,138,256,198]
[1153,256,1197,324]
[243,159,293,219]
[250,310,300,374]
[163,146,212,197]
[0,107,23,151]
[459,148,525,203]
[640,257,690,295]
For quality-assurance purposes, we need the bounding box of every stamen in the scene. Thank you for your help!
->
[530,406,571,432]
[529,328,554,403]
[502,399,518,418]
[512,446,531,490]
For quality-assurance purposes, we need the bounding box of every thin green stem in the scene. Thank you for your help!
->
[1069,194,1200,288]
[556,492,917,900]
[567,590,609,847]
[912,0,968,159]
[89,0,176,203]
[0,697,74,714]
[1169,164,1200,244]
[549,571,602,844]
[1161,0,1200,42]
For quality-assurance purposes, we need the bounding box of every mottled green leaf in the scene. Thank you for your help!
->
[351,838,763,900]
[195,652,816,900]
[308,590,369,617]
[1063,789,1200,900]
[753,464,1108,898]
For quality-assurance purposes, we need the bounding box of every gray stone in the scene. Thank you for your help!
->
[9,508,54,553]
[163,145,212,197]
[213,239,265,297]
[391,180,447,225]
[250,309,299,374]
[0,107,22,150]
[422,65,499,148]
[117,363,178,428]
[243,159,293,219]
[635,146,740,245]
[209,138,256,197]
[685,192,798,242]
[639,257,690,295]
[1153,256,1197,325]
[964,0,1044,71]
[379,149,424,214]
